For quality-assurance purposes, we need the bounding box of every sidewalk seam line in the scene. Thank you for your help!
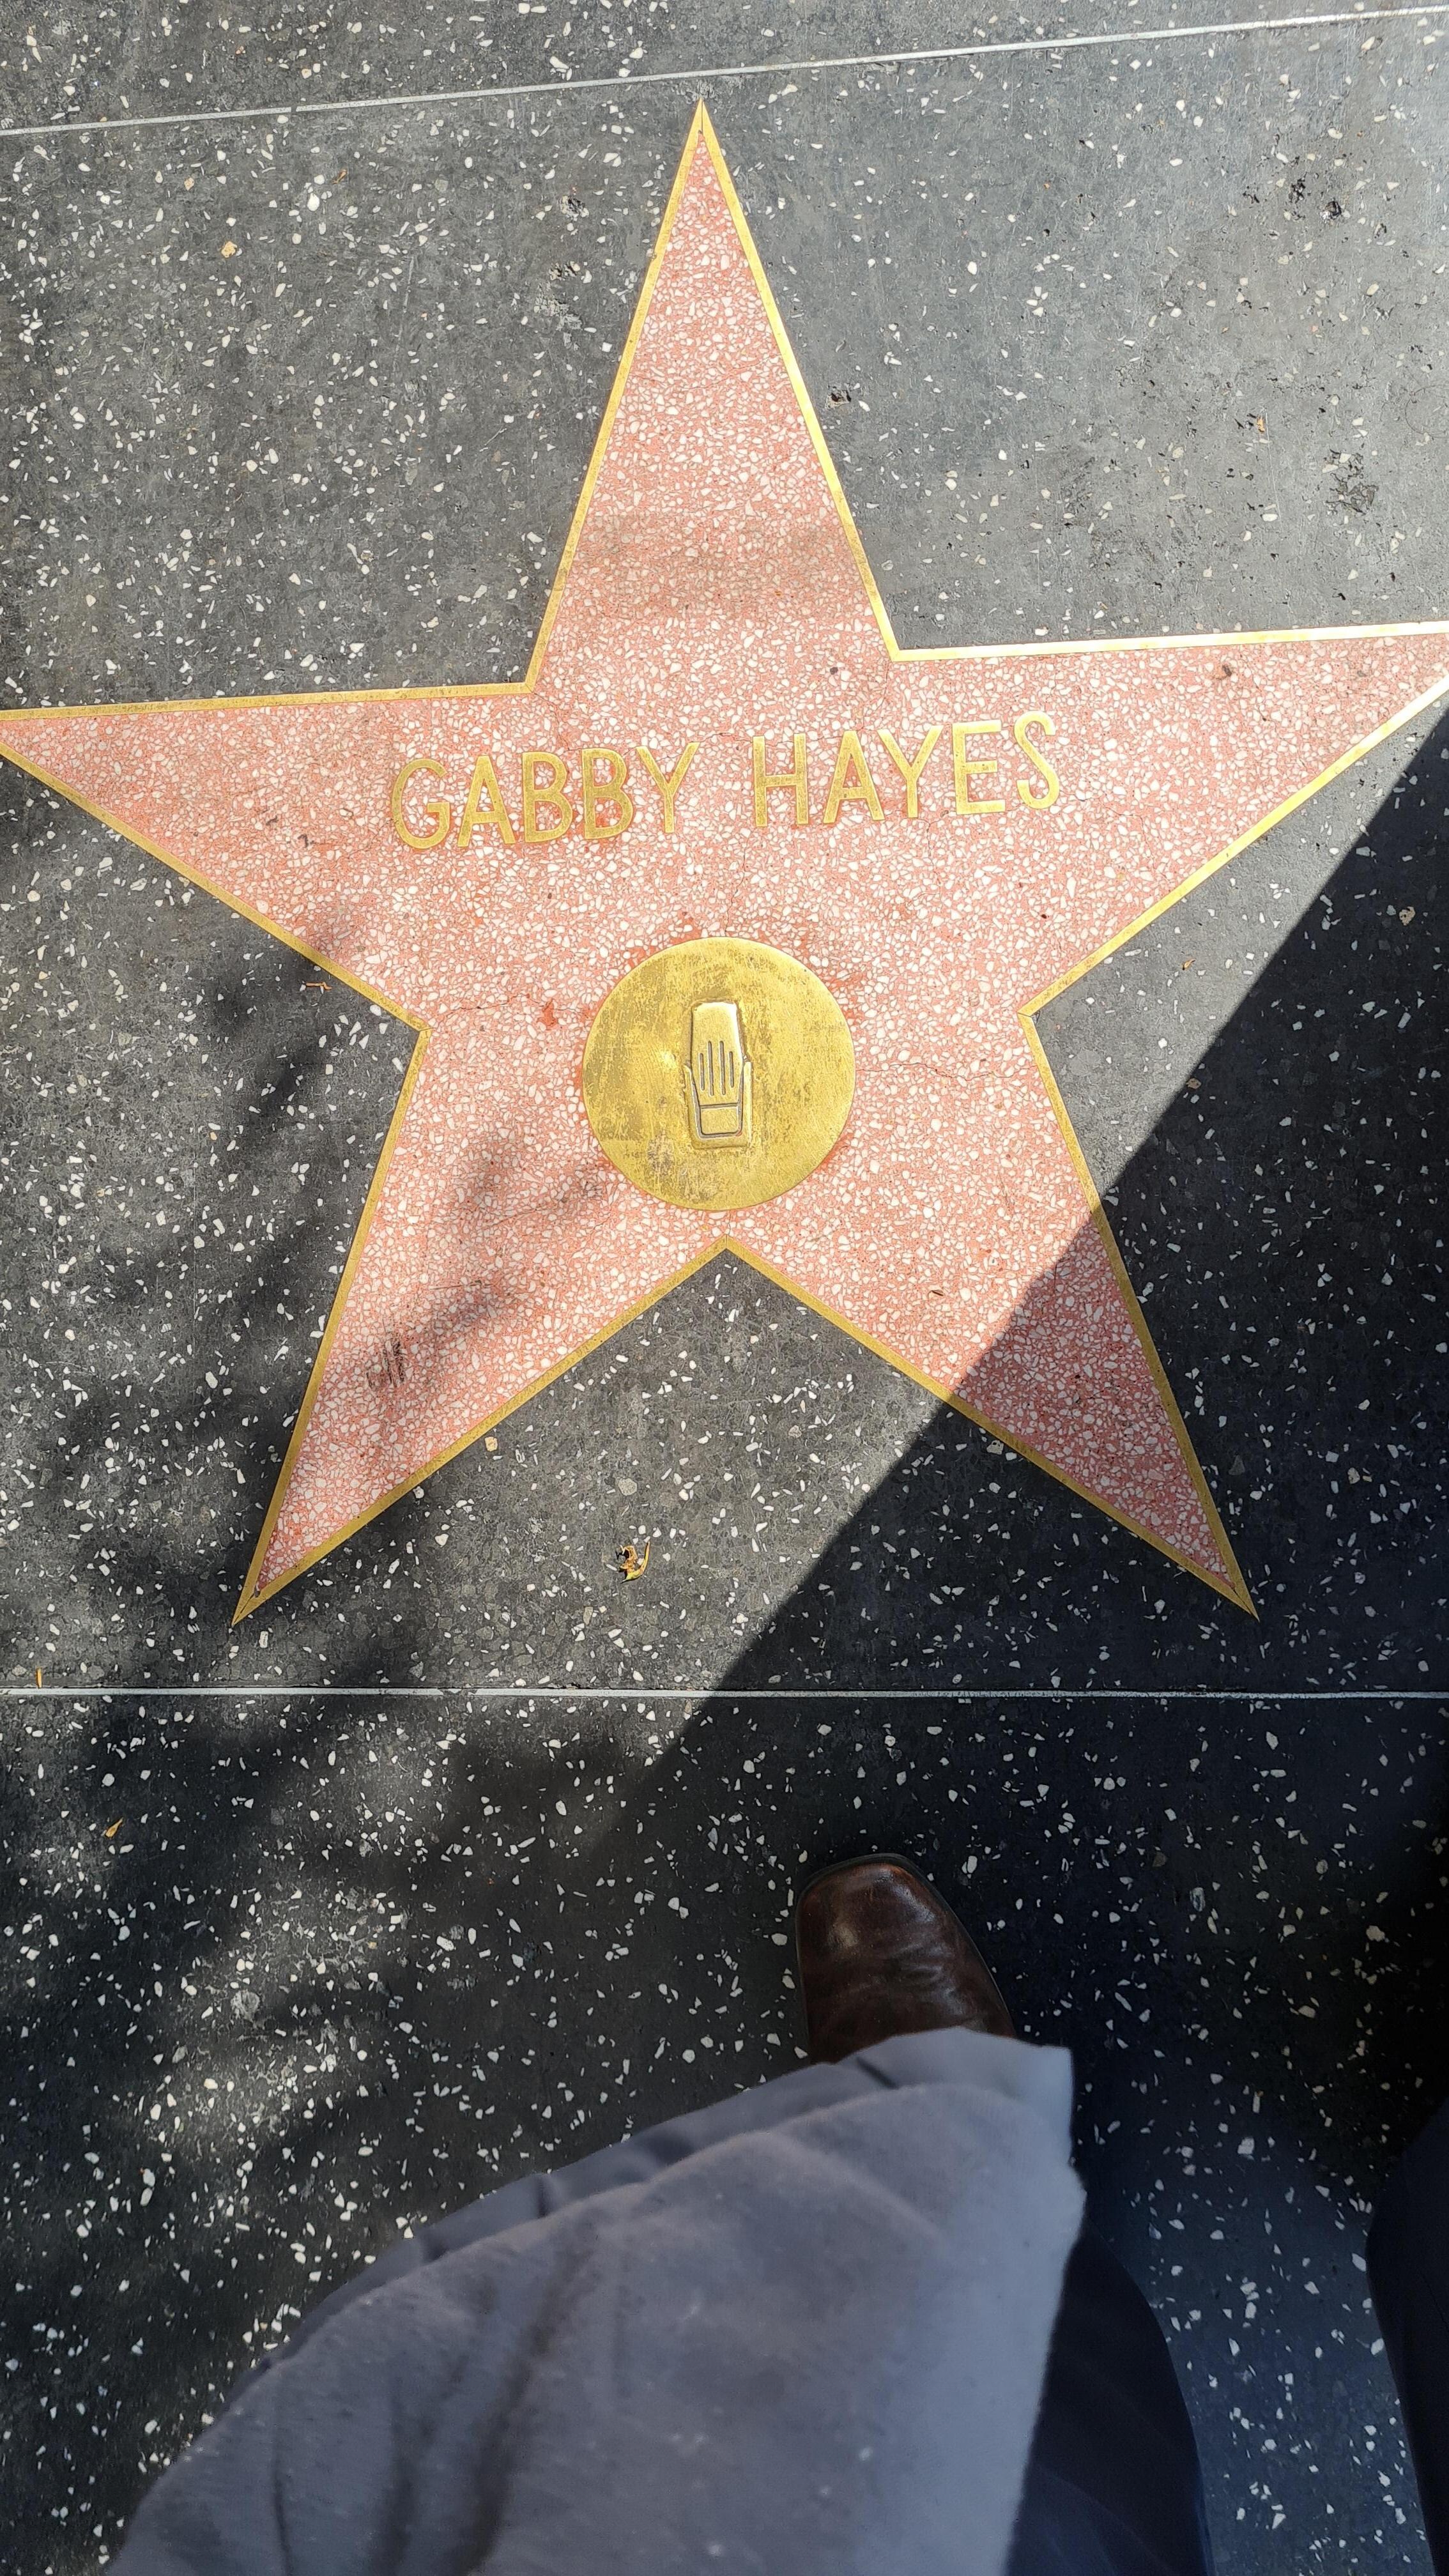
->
[3,5,1445,145]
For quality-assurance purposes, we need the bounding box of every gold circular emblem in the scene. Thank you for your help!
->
[581,937,855,1212]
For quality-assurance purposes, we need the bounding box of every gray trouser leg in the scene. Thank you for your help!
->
[112,2029,1084,2576]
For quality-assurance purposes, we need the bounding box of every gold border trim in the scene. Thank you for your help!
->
[1015,661,1449,1621]
[0,737,433,1625]
[1023,672,1449,1014]
[3,102,1447,1621]
[233,1029,429,1619]
[237,1242,725,1614]
[238,1230,1254,1617]
[0,103,1441,726]
[0,742,425,1029]
[1015,1025,1254,1614]
[725,1244,1253,1608]
[0,608,1442,725]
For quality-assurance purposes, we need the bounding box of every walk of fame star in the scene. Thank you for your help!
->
[3,108,1446,1620]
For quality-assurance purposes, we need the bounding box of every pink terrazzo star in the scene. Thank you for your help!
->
[4,109,1447,1616]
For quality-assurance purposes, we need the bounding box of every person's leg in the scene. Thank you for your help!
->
[252,2046,912,2370]
[797,1857,1214,2576]
[279,1846,1038,2364]
[1368,2096,1449,2575]
[1010,2227,1215,2576]
[113,2021,1083,2576]
[114,1849,1192,2576]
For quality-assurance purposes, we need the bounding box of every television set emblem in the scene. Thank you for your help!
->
[686,998,753,1147]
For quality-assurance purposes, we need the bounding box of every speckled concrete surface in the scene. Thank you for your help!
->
[2,15,1447,2573]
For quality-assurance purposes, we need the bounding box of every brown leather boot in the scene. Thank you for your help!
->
[795,1852,1016,2062]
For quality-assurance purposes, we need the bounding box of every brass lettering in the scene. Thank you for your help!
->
[751,731,809,828]
[822,728,885,827]
[456,753,517,850]
[1014,712,1061,809]
[877,724,943,819]
[521,749,574,843]
[951,720,1005,818]
[390,756,451,852]
[636,740,700,834]
[581,746,635,841]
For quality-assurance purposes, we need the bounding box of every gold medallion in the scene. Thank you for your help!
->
[581,937,855,1211]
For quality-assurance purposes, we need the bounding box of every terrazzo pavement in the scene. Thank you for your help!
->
[2,10,1447,2571]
